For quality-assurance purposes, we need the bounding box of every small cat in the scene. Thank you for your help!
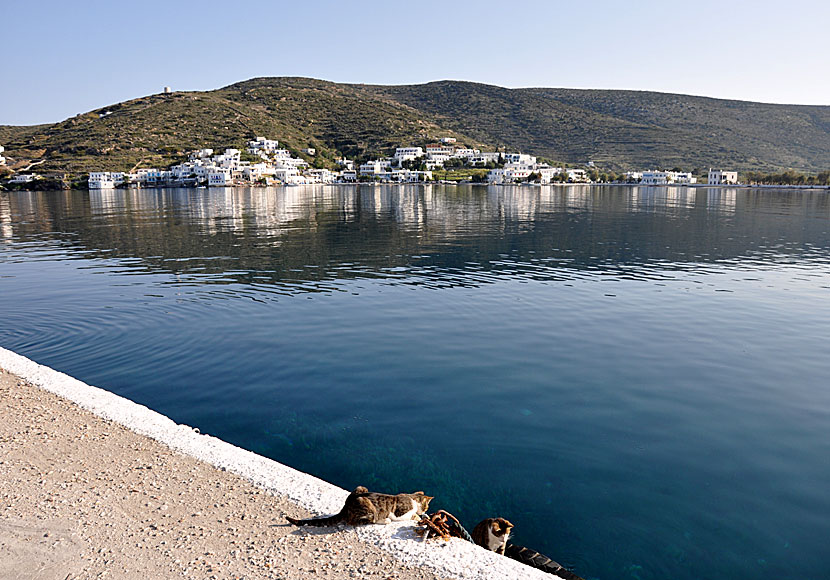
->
[285,486,434,527]
[471,517,514,555]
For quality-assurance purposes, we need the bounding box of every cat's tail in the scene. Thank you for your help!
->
[285,513,344,527]
[504,543,584,580]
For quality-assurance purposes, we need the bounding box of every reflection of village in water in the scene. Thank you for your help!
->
[3,184,827,294]
[84,184,741,230]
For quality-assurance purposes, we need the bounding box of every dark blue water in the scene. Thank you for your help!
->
[2,185,829,579]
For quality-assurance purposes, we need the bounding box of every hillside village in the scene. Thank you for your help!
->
[0,136,741,189]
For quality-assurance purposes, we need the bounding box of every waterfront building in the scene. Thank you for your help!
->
[208,169,232,187]
[306,168,335,183]
[391,169,432,182]
[279,167,305,184]
[89,172,116,189]
[709,169,738,185]
[567,169,590,183]
[641,170,697,185]
[10,174,38,183]
[487,165,532,184]
[360,160,392,176]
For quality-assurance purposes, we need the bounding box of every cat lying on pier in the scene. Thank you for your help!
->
[285,486,433,527]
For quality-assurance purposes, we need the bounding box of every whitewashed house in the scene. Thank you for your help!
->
[708,169,738,185]
[247,137,280,155]
[208,169,233,187]
[504,153,537,165]
[425,154,451,170]
[10,174,38,183]
[89,172,117,189]
[360,160,391,177]
[425,144,455,157]
[440,137,457,144]
[0,145,5,166]
[453,148,480,160]
[394,147,424,164]
[487,165,533,184]
[273,167,302,185]
[469,152,501,166]
[306,168,335,183]
[567,169,589,183]
[242,163,275,182]
[336,158,355,171]
[390,169,432,182]
[641,170,696,185]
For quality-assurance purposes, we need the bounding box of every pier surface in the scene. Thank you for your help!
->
[0,351,549,580]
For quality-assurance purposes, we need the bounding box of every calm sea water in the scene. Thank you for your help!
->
[2,185,829,579]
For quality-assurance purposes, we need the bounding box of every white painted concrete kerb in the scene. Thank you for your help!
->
[0,347,549,580]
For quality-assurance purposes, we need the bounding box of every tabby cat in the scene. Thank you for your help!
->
[471,517,514,555]
[285,486,433,527]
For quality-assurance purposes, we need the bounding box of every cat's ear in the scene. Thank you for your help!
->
[413,491,425,495]
[353,486,368,494]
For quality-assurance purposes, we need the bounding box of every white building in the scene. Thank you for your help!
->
[440,137,457,144]
[425,154,451,170]
[487,165,533,184]
[390,169,432,182]
[425,144,455,157]
[453,148,480,159]
[641,170,697,185]
[360,160,392,176]
[567,169,590,183]
[273,167,303,185]
[302,148,316,156]
[306,168,335,183]
[504,153,537,165]
[247,137,280,154]
[10,174,38,183]
[0,145,5,166]
[708,169,738,185]
[89,172,116,189]
[217,149,241,168]
[208,169,233,187]
[336,158,355,171]
[469,152,502,166]
[394,147,424,163]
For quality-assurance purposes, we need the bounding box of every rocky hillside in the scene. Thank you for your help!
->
[2,77,829,175]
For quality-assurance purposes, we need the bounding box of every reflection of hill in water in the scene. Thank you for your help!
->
[4,185,830,291]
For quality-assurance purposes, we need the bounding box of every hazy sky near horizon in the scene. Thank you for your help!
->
[2,0,828,125]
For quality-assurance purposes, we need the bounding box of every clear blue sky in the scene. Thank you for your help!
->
[3,0,828,125]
